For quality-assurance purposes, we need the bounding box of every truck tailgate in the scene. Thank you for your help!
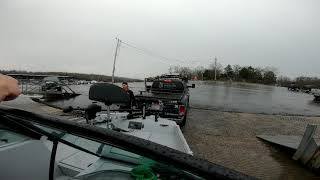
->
[135,92,183,101]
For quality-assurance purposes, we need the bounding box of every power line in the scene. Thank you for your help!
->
[120,40,186,63]
[117,39,213,68]
[120,45,172,66]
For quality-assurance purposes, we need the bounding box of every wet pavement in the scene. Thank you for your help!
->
[183,108,320,179]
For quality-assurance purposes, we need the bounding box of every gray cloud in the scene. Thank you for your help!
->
[0,0,319,79]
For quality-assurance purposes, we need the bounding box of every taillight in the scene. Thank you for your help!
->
[179,105,186,116]
[163,79,172,83]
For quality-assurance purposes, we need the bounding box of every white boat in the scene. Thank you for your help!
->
[66,83,193,155]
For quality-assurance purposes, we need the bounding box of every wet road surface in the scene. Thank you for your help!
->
[44,81,320,116]
[190,81,320,116]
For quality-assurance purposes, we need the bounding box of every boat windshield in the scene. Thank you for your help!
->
[4,121,202,180]
[36,124,147,164]
[0,128,29,146]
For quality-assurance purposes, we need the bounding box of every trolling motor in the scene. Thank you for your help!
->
[63,103,102,124]
[137,99,164,122]
[150,100,163,122]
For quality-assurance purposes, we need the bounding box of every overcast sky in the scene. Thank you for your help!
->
[0,0,319,79]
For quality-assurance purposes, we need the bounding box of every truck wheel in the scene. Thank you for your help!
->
[180,113,187,128]
[187,98,190,108]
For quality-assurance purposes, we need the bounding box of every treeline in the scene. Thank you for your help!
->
[169,64,277,85]
[277,76,320,88]
[0,70,142,82]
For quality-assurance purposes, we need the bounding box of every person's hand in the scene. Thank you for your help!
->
[0,74,21,102]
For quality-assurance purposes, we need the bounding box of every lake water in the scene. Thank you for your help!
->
[45,81,320,116]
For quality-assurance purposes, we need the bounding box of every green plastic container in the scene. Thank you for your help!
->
[131,165,157,180]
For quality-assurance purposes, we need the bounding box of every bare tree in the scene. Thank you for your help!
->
[193,66,205,80]
[209,62,223,78]
[233,65,241,80]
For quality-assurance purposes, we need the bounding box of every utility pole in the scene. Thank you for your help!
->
[112,38,121,84]
[214,57,217,81]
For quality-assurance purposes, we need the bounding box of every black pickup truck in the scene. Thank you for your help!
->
[135,77,195,127]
